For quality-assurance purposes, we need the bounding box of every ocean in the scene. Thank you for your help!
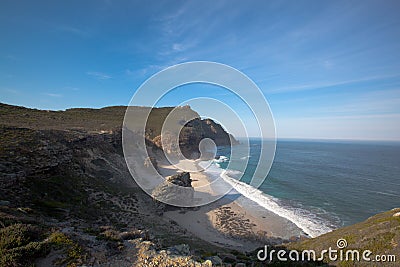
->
[209,139,400,238]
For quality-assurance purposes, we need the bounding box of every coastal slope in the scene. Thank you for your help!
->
[0,103,254,266]
[286,208,400,266]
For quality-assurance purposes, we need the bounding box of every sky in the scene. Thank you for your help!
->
[1,0,400,140]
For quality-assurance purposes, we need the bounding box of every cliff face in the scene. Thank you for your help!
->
[151,116,239,159]
[178,118,239,158]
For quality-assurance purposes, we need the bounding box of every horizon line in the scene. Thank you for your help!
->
[235,136,400,143]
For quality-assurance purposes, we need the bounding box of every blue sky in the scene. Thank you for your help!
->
[1,0,400,140]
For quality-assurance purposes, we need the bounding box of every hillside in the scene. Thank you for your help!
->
[286,208,400,266]
[0,103,239,266]
[0,103,236,158]
[0,103,195,133]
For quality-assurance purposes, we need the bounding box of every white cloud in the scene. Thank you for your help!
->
[268,74,400,94]
[56,25,89,37]
[44,93,63,98]
[295,88,400,116]
[172,43,184,52]
[87,71,112,80]
[323,60,333,69]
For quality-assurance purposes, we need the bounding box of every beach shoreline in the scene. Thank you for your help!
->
[157,159,306,251]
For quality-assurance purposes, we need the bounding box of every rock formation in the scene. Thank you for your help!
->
[152,118,239,159]
[151,172,194,213]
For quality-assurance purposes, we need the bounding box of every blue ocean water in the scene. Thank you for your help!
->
[213,139,400,236]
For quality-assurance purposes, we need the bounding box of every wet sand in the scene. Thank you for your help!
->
[157,159,305,251]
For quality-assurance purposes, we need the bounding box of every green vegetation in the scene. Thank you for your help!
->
[0,224,43,250]
[0,103,125,131]
[96,228,121,242]
[47,232,86,267]
[25,175,89,219]
[0,103,199,135]
[0,223,86,267]
[0,224,48,266]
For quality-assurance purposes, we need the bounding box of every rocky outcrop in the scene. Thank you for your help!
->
[166,172,192,187]
[180,118,239,158]
[152,118,239,159]
[151,172,194,209]
[152,132,179,155]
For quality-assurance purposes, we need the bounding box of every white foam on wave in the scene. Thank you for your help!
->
[225,169,242,176]
[219,170,334,237]
[213,156,229,163]
[202,157,335,238]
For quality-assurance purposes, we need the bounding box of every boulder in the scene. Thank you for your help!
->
[218,253,237,263]
[167,244,190,256]
[152,172,194,205]
[203,260,213,267]
[206,256,222,265]
[166,172,192,187]
[119,229,150,240]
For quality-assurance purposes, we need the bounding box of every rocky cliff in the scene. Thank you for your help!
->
[177,118,239,159]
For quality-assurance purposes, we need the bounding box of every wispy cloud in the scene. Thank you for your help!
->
[135,65,168,77]
[268,74,400,94]
[43,93,63,98]
[277,113,400,141]
[64,86,80,91]
[56,25,89,37]
[150,2,221,58]
[128,56,189,78]
[87,71,112,80]
[273,88,400,121]
[172,43,184,52]
[1,88,20,94]
[317,88,400,115]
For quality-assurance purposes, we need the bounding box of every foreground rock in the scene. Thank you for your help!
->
[152,172,194,211]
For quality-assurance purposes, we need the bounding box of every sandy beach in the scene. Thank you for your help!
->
[157,159,305,252]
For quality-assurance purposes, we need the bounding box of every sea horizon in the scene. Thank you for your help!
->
[236,136,400,144]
